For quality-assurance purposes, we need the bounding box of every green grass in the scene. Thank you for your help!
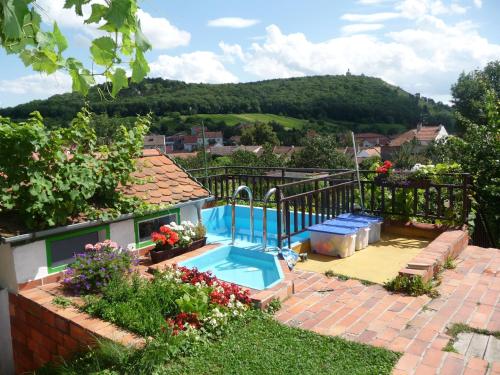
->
[162,315,401,375]
[38,314,401,375]
[324,270,375,286]
[184,113,308,129]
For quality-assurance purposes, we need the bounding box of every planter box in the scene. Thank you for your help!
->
[150,237,207,264]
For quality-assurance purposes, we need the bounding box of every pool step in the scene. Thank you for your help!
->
[250,278,294,310]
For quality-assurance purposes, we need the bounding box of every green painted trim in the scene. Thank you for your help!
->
[134,208,180,248]
[45,224,110,274]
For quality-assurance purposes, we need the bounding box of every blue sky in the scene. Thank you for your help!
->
[0,0,499,108]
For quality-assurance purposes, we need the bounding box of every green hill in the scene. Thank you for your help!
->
[0,74,455,132]
[183,113,307,129]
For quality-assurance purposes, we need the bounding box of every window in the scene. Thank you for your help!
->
[134,209,180,247]
[45,225,109,274]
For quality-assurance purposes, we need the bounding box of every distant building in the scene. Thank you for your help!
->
[208,144,263,157]
[229,135,241,145]
[197,131,223,147]
[183,135,199,152]
[273,145,303,160]
[143,134,168,153]
[356,147,381,163]
[354,133,390,147]
[381,124,448,160]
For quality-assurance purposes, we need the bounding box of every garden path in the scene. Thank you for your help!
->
[275,245,500,375]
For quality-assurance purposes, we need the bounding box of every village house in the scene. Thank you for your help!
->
[381,124,448,160]
[354,132,390,147]
[143,134,172,154]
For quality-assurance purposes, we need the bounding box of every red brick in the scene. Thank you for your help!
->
[63,334,79,351]
[55,316,69,333]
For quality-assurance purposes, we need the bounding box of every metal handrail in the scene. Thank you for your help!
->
[262,188,284,252]
[231,185,254,244]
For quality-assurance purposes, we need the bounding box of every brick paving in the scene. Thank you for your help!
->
[275,246,500,374]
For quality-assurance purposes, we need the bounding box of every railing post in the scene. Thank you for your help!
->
[276,186,282,250]
[225,167,229,204]
[462,174,469,223]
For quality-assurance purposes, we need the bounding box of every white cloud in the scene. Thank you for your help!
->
[207,17,259,28]
[224,20,500,102]
[341,23,385,34]
[137,10,190,49]
[473,0,482,8]
[37,0,190,50]
[0,72,72,96]
[341,12,400,22]
[149,52,238,83]
[219,42,246,62]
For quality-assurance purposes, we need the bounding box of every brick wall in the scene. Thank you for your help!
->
[8,286,144,374]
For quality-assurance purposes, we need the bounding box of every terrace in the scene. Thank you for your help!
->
[4,164,499,374]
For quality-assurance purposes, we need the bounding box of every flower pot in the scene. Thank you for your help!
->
[189,237,207,251]
[150,245,191,264]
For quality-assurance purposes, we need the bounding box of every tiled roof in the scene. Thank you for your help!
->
[182,135,198,144]
[121,149,209,205]
[201,131,223,138]
[389,126,442,147]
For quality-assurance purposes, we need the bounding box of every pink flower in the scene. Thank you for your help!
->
[85,244,94,251]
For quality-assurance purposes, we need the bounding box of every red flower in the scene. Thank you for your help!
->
[165,312,200,335]
[383,160,393,168]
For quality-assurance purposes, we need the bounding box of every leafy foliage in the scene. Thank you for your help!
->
[0,75,454,133]
[240,122,280,146]
[62,240,136,295]
[0,0,151,96]
[384,275,438,298]
[290,135,354,169]
[451,60,499,128]
[0,109,150,229]
[431,63,500,245]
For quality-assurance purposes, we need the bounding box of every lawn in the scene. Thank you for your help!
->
[184,113,307,129]
[162,315,400,375]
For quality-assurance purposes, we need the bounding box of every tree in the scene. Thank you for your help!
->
[290,135,354,169]
[451,61,500,128]
[433,72,499,246]
[0,108,150,229]
[240,122,280,146]
[0,0,151,97]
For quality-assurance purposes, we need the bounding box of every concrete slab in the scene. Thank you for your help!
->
[466,333,489,359]
[454,332,473,355]
[484,336,500,363]
[294,233,429,284]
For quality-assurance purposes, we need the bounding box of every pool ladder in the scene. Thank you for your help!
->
[231,185,254,245]
[262,188,285,253]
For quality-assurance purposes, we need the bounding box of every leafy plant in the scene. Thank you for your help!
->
[266,298,282,315]
[0,0,151,96]
[443,323,500,353]
[193,222,207,241]
[62,240,136,295]
[443,256,456,270]
[51,295,72,309]
[0,109,150,229]
[384,275,438,298]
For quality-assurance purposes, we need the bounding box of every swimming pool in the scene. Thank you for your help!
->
[201,205,315,249]
[179,245,284,290]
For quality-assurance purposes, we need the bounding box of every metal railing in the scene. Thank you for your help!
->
[188,166,477,248]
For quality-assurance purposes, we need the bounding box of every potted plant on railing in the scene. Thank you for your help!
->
[374,160,394,186]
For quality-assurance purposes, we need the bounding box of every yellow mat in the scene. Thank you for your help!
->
[294,234,430,284]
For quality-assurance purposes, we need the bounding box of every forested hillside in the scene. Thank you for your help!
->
[0,74,454,131]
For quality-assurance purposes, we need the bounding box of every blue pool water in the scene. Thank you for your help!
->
[179,245,284,290]
[201,205,315,248]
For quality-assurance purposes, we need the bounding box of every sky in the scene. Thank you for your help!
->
[0,0,499,108]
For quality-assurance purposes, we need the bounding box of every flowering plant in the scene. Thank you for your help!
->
[168,221,196,248]
[375,160,393,174]
[62,240,136,295]
[158,265,251,337]
[151,225,179,251]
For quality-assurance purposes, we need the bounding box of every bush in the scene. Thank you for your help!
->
[384,275,438,297]
[62,240,136,295]
[81,265,252,339]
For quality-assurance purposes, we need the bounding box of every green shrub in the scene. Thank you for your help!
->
[266,298,282,315]
[384,275,438,298]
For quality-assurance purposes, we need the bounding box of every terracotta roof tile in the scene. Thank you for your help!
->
[120,149,210,205]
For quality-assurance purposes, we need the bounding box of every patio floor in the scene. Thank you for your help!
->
[294,233,430,284]
[275,245,500,374]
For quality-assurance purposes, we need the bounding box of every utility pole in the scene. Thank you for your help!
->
[201,119,208,179]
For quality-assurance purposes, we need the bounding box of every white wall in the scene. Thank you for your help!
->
[0,289,14,375]
[0,244,17,293]
[110,219,136,250]
[180,204,199,224]
[12,240,48,284]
